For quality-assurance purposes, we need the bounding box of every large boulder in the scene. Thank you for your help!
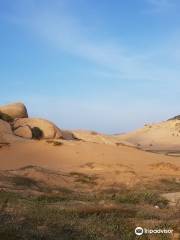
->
[61,130,76,140]
[0,119,12,135]
[0,119,21,143]
[0,102,28,120]
[14,126,32,139]
[13,118,63,139]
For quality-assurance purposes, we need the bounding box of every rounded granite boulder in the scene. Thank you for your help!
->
[13,118,63,139]
[0,102,28,120]
[14,126,32,139]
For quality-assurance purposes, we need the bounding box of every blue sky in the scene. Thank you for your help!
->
[0,0,180,133]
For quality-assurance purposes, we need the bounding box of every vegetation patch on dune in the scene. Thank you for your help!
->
[46,140,63,146]
[114,190,169,208]
[0,166,179,239]
[147,178,180,193]
[0,180,179,240]
[70,172,98,185]
[11,176,39,188]
[159,178,180,192]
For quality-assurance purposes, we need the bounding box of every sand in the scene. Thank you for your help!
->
[0,139,179,190]
[116,119,180,151]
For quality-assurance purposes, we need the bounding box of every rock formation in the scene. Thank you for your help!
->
[14,125,32,139]
[0,102,28,119]
[0,119,20,143]
[13,118,63,139]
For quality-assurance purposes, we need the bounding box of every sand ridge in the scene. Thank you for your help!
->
[0,139,180,190]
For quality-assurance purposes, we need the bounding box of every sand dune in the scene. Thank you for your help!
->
[0,139,179,190]
[116,119,180,151]
[0,101,180,191]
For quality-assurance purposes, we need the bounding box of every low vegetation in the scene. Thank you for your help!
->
[46,140,63,146]
[70,172,98,185]
[146,178,180,193]
[159,178,180,192]
[114,191,169,208]
[0,179,179,240]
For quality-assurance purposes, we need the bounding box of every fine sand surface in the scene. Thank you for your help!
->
[116,119,180,151]
[0,139,180,190]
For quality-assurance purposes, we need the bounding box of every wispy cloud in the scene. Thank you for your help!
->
[1,0,180,132]
[3,0,180,83]
[13,8,148,81]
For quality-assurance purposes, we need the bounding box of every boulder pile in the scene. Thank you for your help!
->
[0,102,75,142]
[13,118,63,139]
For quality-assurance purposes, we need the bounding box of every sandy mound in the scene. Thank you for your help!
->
[0,165,72,193]
[61,130,76,140]
[72,130,134,147]
[116,119,180,151]
[73,130,115,144]
[0,102,28,119]
[0,140,180,189]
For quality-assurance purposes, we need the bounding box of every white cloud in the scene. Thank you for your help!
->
[3,0,180,83]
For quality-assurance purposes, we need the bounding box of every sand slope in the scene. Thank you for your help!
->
[0,139,179,190]
[116,119,180,151]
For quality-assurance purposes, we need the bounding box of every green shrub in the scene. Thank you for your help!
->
[10,176,39,188]
[115,191,168,207]
[34,194,69,203]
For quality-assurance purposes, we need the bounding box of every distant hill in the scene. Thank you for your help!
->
[116,118,180,151]
[168,115,180,121]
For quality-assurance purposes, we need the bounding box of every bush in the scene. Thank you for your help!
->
[10,176,39,188]
[115,191,169,207]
